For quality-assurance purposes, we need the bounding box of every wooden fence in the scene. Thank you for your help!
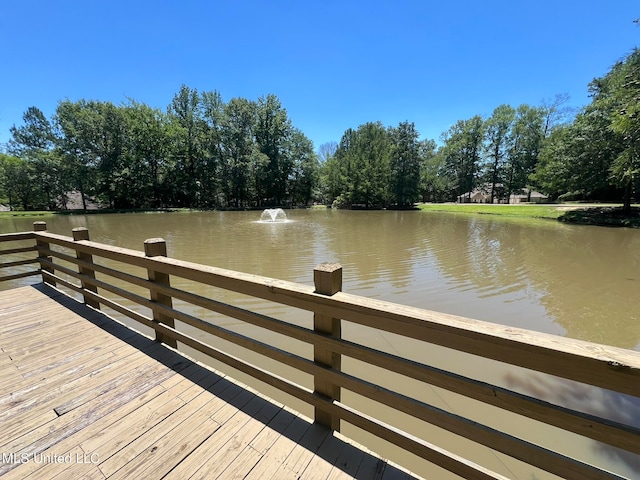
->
[1,222,640,479]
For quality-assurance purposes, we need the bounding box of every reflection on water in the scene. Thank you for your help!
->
[2,209,640,478]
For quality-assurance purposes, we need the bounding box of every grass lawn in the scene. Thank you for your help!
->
[417,203,640,227]
[0,208,180,218]
[0,211,55,218]
[417,203,563,219]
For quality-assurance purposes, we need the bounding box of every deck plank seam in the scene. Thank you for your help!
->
[0,348,160,417]
[96,395,224,478]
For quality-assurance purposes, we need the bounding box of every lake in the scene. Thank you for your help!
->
[2,209,639,478]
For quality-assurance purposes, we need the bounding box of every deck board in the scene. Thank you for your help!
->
[0,284,422,479]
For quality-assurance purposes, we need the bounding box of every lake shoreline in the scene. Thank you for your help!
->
[2,203,640,228]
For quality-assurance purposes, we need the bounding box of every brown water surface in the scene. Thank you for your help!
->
[2,209,639,478]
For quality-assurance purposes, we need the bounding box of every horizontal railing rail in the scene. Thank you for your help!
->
[0,230,40,282]
[1,222,639,480]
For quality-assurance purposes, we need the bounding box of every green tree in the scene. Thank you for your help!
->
[534,107,621,202]
[531,125,578,199]
[483,105,515,203]
[200,90,226,207]
[122,100,172,207]
[57,100,129,208]
[532,58,633,203]
[92,101,128,208]
[54,99,101,210]
[8,107,56,154]
[317,141,338,204]
[441,116,485,201]
[288,128,318,205]
[221,97,263,207]
[506,104,544,201]
[389,121,421,207]
[327,131,356,206]
[608,49,640,213]
[8,107,66,209]
[167,85,207,207]
[333,122,392,208]
[418,141,446,202]
[0,154,33,210]
[254,94,293,205]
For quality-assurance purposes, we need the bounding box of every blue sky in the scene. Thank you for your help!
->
[0,1,637,150]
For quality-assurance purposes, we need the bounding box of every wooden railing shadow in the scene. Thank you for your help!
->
[2,222,640,479]
[502,369,640,474]
[30,282,415,479]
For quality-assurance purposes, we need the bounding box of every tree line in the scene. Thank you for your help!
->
[320,95,570,208]
[1,86,320,210]
[1,48,639,212]
[533,48,640,213]
[325,48,639,212]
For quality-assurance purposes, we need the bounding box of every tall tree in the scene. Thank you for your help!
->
[8,107,65,209]
[389,121,421,207]
[534,106,622,201]
[318,141,337,164]
[93,101,128,208]
[221,97,263,207]
[506,104,544,201]
[288,128,318,205]
[540,93,575,138]
[200,90,226,207]
[532,55,634,204]
[531,125,578,200]
[441,116,485,201]
[122,100,172,207]
[419,143,449,202]
[317,141,338,204]
[0,154,32,210]
[254,94,292,205]
[483,105,515,203]
[608,48,640,214]
[326,132,355,206]
[333,122,392,208]
[8,107,56,154]
[54,99,102,210]
[168,85,206,207]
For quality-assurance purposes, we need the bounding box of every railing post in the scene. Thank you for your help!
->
[144,238,177,348]
[33,221,55,287]
[313,262,343,431]
[72,227,100,309]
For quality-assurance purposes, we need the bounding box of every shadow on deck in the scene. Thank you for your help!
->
[0,284,419,480]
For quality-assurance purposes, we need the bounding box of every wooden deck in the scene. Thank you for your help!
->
[0,284,420,480]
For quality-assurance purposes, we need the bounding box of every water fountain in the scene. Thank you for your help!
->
[259,208,288,222]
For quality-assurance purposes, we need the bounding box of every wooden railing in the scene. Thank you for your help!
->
[1,222,640,479]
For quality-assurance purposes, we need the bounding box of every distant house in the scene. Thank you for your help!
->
[457,189,489,203]
[509,189,549,204]
[457,185,548,204]
[457,183,500,203]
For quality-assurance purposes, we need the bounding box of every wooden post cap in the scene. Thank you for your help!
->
[33,221,47,231]
[72,227,90,241]
[315,262,342,273]
[144,238,167,257]
[314,263,342,295]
